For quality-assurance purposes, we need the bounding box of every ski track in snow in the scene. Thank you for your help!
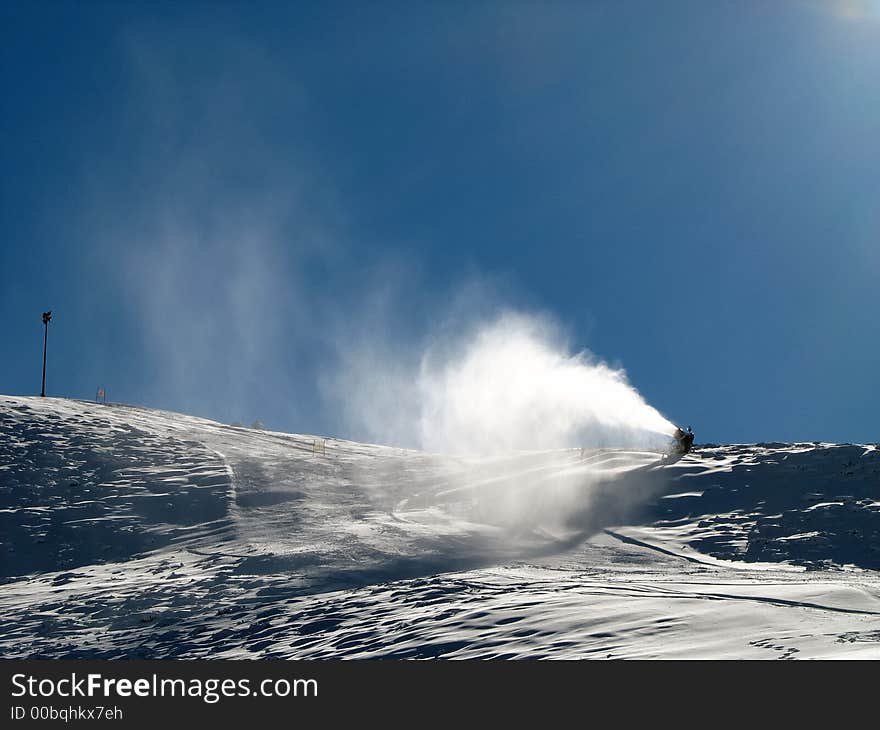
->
[1,395,879,659]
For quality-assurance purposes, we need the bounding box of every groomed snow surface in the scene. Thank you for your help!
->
[1,395,879,659]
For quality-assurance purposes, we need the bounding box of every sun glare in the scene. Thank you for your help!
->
[826,0,880,21]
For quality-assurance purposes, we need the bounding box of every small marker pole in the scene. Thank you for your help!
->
[40,311,52,397]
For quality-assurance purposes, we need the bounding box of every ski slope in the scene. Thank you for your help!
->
[1,395,879,659]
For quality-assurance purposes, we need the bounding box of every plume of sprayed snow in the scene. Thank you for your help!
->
[419,312,673,453]
[330,304,679,550]
[331,309,675,455]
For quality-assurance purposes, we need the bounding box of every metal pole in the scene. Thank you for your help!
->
[40,311,51,397]
[41,320,48,397]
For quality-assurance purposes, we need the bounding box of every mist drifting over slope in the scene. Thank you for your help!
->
[330,310,675,455]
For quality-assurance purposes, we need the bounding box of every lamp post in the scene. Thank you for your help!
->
[40,310,52,397]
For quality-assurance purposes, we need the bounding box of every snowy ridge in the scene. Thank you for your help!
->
[1,395,879,659]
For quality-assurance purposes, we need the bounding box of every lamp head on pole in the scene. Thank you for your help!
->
[42,311,52,325]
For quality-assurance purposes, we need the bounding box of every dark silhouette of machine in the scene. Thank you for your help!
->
[672,425,695,455]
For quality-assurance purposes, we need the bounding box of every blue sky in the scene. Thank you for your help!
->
[2,0,879,444]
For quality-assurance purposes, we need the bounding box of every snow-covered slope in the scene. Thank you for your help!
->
[1,395,879,659]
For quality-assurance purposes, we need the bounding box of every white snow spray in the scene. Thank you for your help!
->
[332,309,678,548]
[331,309,675,455]
[417,311,674,454]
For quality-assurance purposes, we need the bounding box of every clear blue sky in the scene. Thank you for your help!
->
[2,0,878,444]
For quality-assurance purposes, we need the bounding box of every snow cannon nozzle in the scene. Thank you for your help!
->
[672,425,695,455]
